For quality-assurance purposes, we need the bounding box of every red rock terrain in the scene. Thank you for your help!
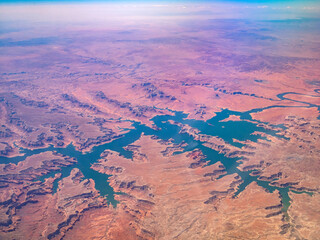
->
[0,2,319,239]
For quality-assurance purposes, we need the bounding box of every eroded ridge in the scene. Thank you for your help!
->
[1,5,320,239]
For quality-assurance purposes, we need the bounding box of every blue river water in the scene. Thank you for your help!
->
[1,88,320,210]
[1,106,316,213]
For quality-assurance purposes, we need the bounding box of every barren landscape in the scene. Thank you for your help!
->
[0,2,319,239]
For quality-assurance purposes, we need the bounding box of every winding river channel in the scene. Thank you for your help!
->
[1,90,319,213]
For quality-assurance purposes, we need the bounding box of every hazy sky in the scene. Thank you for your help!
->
[0,0,319,24]
[0,0,319,3]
